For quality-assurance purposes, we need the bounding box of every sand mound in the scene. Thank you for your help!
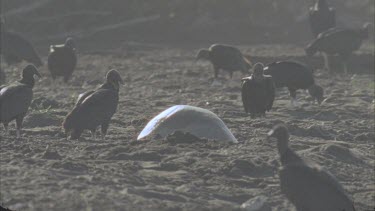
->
[24,112,62,127]
[320,144,363,164]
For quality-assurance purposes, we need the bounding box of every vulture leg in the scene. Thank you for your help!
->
[341,55,350,75]
[305,89,316,105]
[51,75,62,89]
[229,71,233,79]
[16,116,24,138]
[63,74,71,83]
[343,62,348,75]
[51,78,58,89]
[213,65,219,78]
[91,129,97,140]
[288,88,300,107]
[241,82,249,114]
[210,66,222,86]
[70,129,83,140]
[51,74,56,81]
[3,123,9,136]
[322,53,330,73]
[101,124,109,141]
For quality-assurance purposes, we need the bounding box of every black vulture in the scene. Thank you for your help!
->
[305,23,371,74]
[263,61,324,106]
[0,205,15,211]
[196,44,252,78]
[309,0,336,37]
[267,124,356,211]
[0,68,5,85]
[63,69,123,140]
[48,37,77,83]
[0,20,43,67]
[0,65,41,138]
[241,63,275,118]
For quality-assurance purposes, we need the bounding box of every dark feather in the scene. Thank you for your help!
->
[264,61,324,103]
[0,65,40,133]
[63,70,122,140]
[1,31,43,67]
[0,69,5,85]
[264,61,315,89]
[280,164,355,211]
[0,84,33,123]
[309,0,336,37]
[306,26,368,58]
[268,125,355,211]
[241,75,275,116]
[48,40,77,83]
[199,44,251,78]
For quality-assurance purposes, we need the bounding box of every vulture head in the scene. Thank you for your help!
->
[106,69,123,90]
[22,64,42,79]
[268,124,290,155]
[196,49,210,61]
[252,63,265,81]
[65,37,76,49]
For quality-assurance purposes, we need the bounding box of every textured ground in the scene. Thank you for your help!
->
[0,44,374,211]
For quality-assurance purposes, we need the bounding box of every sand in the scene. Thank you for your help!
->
[0,44,374,210]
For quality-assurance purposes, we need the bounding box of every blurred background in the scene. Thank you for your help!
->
[1,0,374,50]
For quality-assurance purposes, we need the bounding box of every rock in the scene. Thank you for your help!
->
[42,149,62,160]
[240,196,271,211]
[321,144,363,164]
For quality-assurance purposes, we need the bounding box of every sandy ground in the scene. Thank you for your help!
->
[0,44,374,211]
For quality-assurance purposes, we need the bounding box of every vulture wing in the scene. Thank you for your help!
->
[280,164,355,211]
[265,76,275,111]
[76,90,95,106]
[48,46,77,79]
[3,32,42,66]
[64,88,118,133]
[0,84,32,122]
[241,78,256,114]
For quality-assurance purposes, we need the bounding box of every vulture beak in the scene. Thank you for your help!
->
[106,69,123,86]
[34,70,42,78]
[266,130,276,142]
[267,130,275,137]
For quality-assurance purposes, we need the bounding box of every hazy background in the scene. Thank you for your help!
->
[1,0,374,51]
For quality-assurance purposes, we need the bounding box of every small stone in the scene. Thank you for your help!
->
[240,195,271,211]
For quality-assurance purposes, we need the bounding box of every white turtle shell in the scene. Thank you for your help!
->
[137,105,238,143]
